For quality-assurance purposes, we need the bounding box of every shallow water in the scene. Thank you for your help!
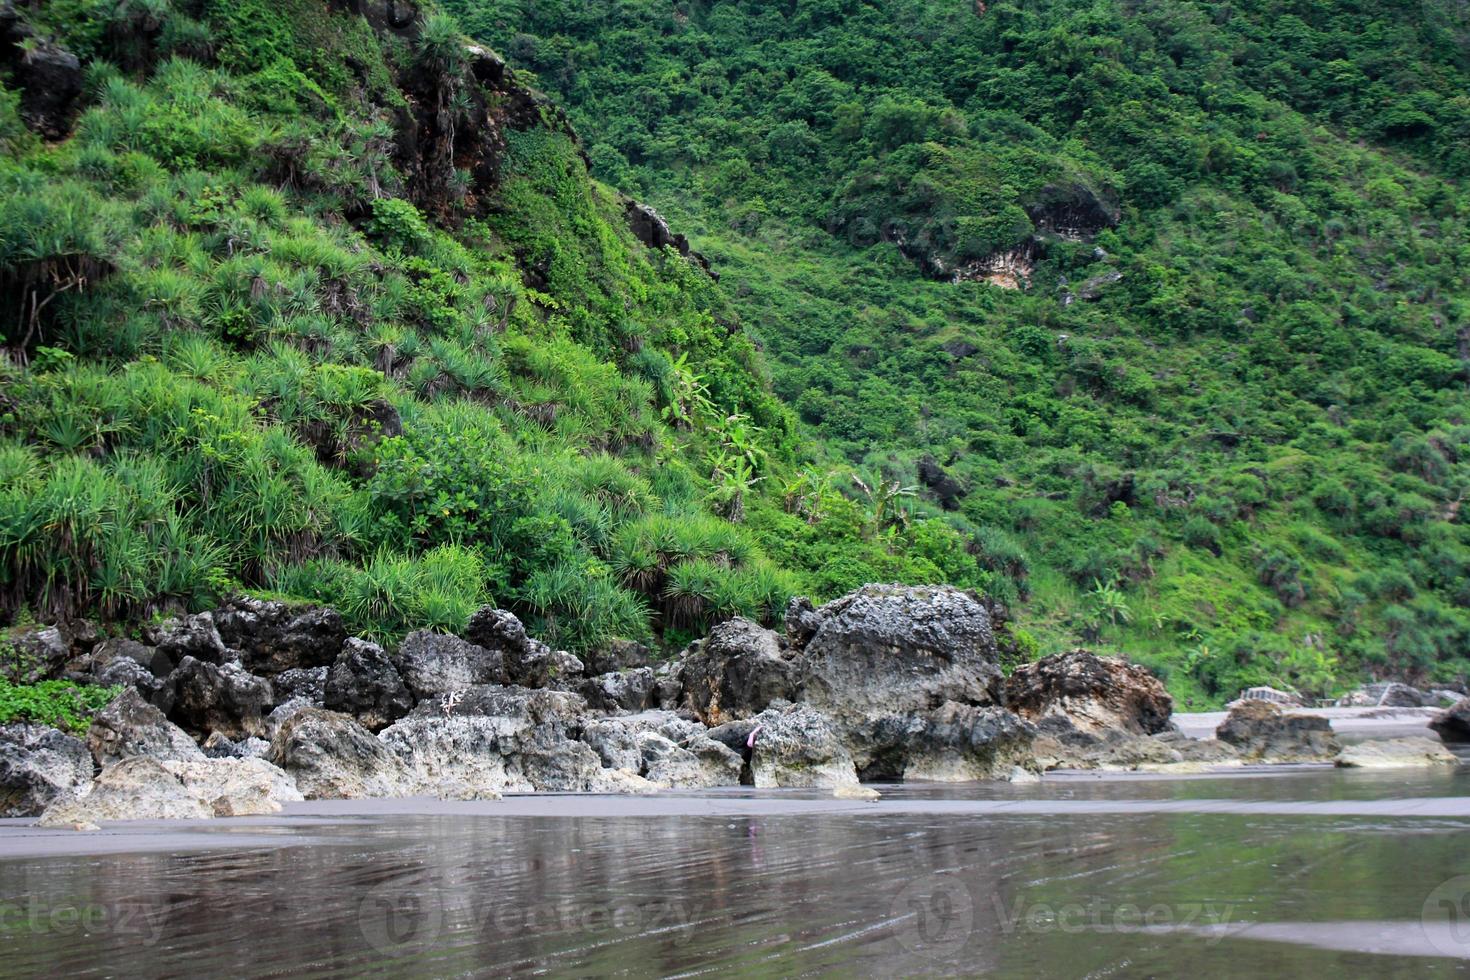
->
[5,767,1470,977]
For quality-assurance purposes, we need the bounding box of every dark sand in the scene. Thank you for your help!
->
[7,780,1470,860]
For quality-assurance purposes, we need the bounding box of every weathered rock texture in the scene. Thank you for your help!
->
[1005,650,1172,736]
[0,724,92,817]
[1215,701,1340,762]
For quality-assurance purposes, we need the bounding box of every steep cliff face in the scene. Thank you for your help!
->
[345,0,582,221]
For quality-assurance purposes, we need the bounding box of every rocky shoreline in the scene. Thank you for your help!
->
[3,584,1465,827]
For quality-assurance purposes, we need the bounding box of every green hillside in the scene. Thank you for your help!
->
[0,0,997,662]
[2,0,1468,706]
[441,0,1470,702]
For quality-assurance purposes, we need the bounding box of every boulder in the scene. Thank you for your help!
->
[580,718,643,772]
[7,36,83,140]
[264,698,316,742]
[578,709,739,787]
[272,666,327,706]
[269,708,409,800]
[783,596,821,647]
[323,638,412,731]
[147,612,229,666]
[1366,682,1430,708]
[94,655,171,710]
[1335,737,1459,769]
[201,731,270,760]
[69,637,166,679]
[630,729,741,788]
[1215,701,1339,762]
[679,618,798,724]
[393,629,507,700]
[579,668,656,713]
[1005,650,1172,736]
[159,757,303,816]
[869,702,1036,782]
[1151,729,1241,767]
[461,607,544,686]
[1031,716,1189,771]
[214,597,347,675]
[790,585,1006,774]
[0,724,92,817]
[380,684,616,794]
[653,660,684,710]
[746,703,859,788]
[797,585,1002,726]
[1431,697,1470,743]
[581,638,650,676]
[2,625,69,682]
[168,656,273,740]
[38,758,212,826]
[543,649,587,690]
[87,689,204,767]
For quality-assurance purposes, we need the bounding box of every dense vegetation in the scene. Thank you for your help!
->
[3,0,1468,706]
[0,0,989,677]
[0,676,119,733]
[441,0,1470,702]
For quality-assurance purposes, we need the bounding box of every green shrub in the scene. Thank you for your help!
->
[0,679,122,734]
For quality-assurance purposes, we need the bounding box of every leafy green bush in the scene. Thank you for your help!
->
[0,679,122,734]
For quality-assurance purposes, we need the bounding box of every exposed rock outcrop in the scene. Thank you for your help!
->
[87,689,204,767]
[269,708,409,799]
[0,4,84,140]
[579,668,656,713]
[214,598,347,676]
[745,703,859,788]
[0,724,92,817]
[168,657,273,740]
[38,757,212,826]
[680,618,797,724]
[323,638,412,731]
[1215,701,1339,762]
[624,200,713,275]
[24,582,1404,815]
[36,755,302,825]
[1335,737,1459,769]
[1430,697,1470,743]
[1024,181,1120,241]
[1005,650,1172,736]
[393,629,507,700]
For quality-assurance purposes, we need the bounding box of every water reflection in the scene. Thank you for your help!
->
[3,769,1470,977]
